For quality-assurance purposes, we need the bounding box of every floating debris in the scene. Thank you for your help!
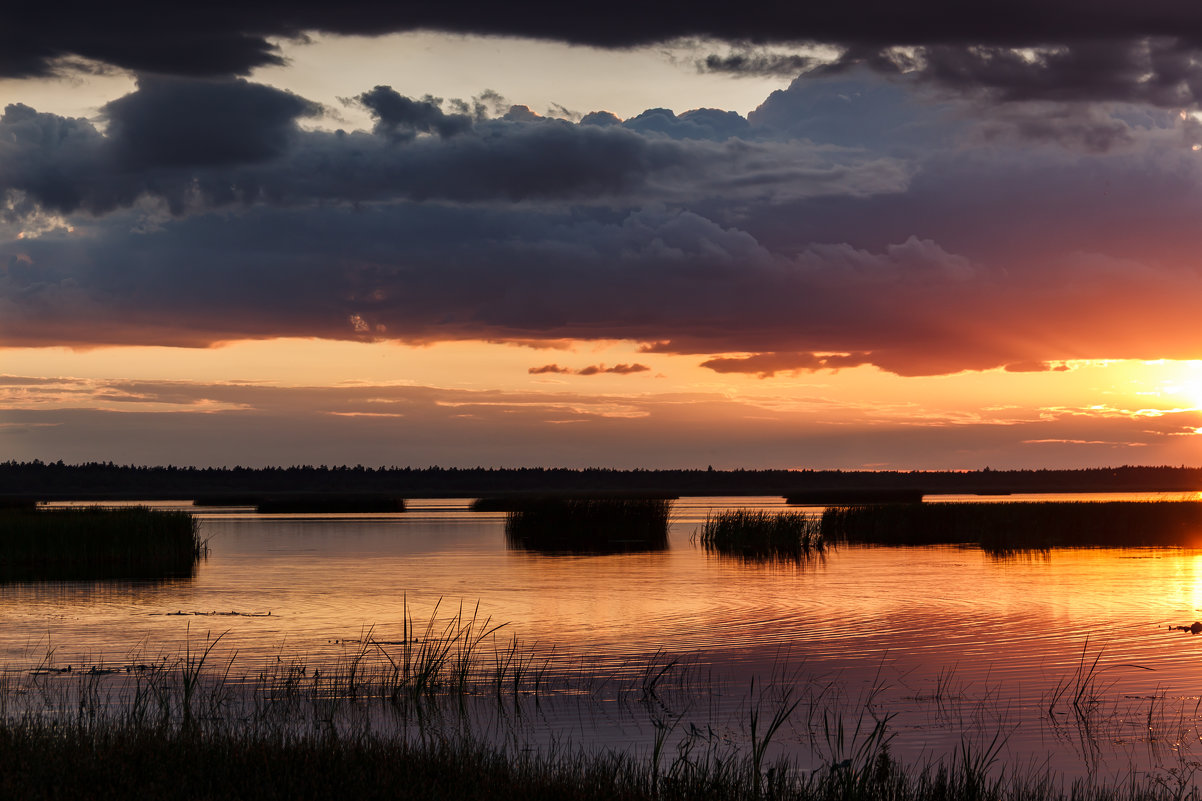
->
[152,610,272,617]
[1168,621,1202,634]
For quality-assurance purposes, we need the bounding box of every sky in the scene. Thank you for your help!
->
[6,3,1202,469]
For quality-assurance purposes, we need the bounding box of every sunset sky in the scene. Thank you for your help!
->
[6,3,1202,469]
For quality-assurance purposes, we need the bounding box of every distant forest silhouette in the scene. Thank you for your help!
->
[3,461,1202,500]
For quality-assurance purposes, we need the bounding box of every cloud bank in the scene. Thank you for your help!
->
[5,63,1202,377]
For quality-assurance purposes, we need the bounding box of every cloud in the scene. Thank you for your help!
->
[700,51,814,78]
[700,352,872,378]
[103,76,322,169]
[0,81,909,219]
[358,86,473,140]
[9,71,1202,376]
[531,363,650,375]
[12,1,1202,91]
[1004,361,1071,373]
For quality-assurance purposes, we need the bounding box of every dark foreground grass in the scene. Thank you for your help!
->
[255,495,406,513]
[821,501,1202,552]
[505,498,672,553]
[0,717,1192,801]
[695,510,824,562]
[0,506,205,581]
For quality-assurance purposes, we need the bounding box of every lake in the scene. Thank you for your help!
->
[6,493,1202,783]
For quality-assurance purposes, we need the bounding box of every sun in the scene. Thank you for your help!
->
[1156,360,1202,410]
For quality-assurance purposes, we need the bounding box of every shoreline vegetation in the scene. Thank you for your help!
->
[5,461,1202,501]
[822,501,1202,552]
[695,501,1202,560]
[0,506,206,582]
[1,620,1197,801]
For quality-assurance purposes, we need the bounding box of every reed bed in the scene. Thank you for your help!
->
[695,510,824,562]
[255,495,406,513]
[505,498,672,554]
[3,662,1201,801]
[0,506,205,581]
[820,501,1202,552]
[4,621,1202,801]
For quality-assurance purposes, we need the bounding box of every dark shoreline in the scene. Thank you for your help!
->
[3,461,1201,501]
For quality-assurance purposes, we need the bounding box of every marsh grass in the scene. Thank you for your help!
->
[0,506,205,581]
[820,501,1202,552]
[255,495,406,513]
[505,498,672,554]
[695,510,824,562]
[5,627,1202,800]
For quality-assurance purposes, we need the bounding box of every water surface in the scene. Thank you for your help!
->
[7,494,1202,779]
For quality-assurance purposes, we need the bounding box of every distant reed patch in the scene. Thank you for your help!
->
[504,498,672,554]
[695,510,824,562]
[821,501,1202,553]
[0,506,205,581]
[255,495,406,513]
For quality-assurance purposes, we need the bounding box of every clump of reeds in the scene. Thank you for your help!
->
[821,501,1202,553]
[505,498,672,554]
[0,507,205,581]
[255,495,406,513]
[694,510,824,562]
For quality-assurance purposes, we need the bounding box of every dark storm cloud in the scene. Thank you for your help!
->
[357,86,473,141]
[103,76,321,168]
[12,1,1202,82]
[8,70,1202,376]
[0,81,907,218]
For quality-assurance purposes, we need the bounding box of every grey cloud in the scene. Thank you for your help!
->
[700,51,813,78]
[580,111,621,127]
[11,71,1202,377]
[13,1,1202,85]
[622,108,752,140]
[103,76,321,169]
[358,86,473,140]
[0,82,910,219]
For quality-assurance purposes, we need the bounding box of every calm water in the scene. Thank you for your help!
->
[7,493,1202,780]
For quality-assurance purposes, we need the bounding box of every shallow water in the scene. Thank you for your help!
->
[7,493,1202,780]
